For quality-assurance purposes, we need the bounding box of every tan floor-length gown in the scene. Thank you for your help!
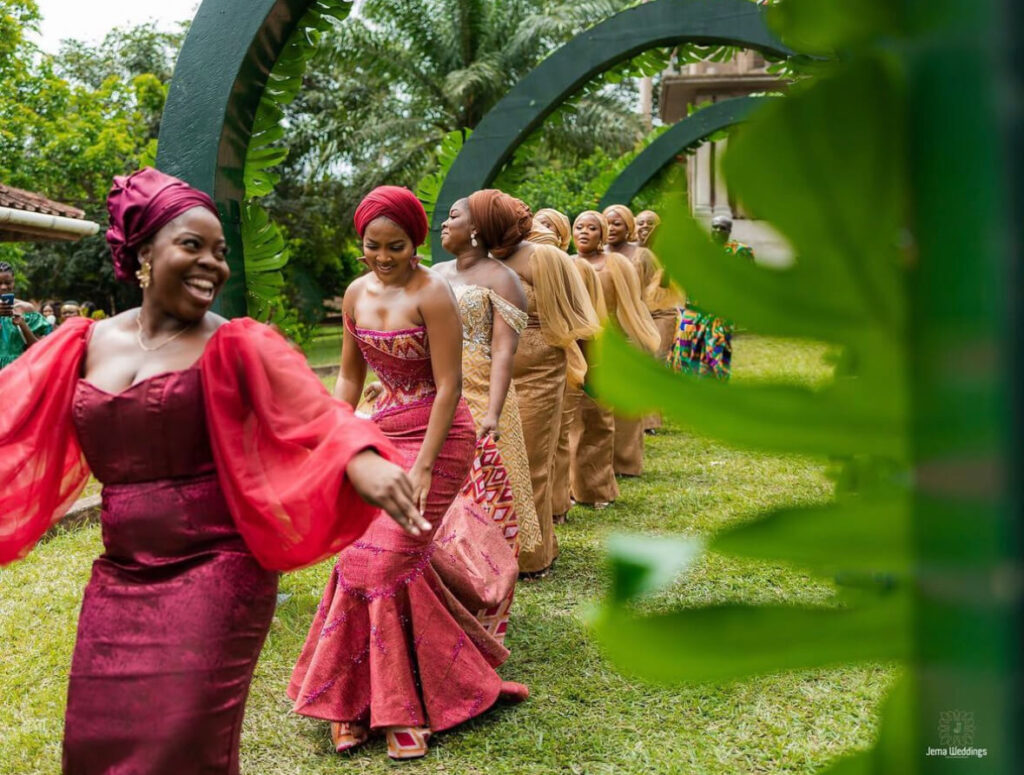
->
[511,283,565,571]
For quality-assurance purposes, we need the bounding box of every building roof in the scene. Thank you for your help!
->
[0,181,99,242]
[0,182,86,219]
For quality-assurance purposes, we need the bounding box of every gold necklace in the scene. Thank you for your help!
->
[136,312,195,352]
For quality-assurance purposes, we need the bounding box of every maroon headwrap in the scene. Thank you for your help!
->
[466,189,533,259]
[106,167,219,284]
[353,186,429,247]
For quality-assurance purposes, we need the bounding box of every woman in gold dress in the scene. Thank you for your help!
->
[499,211,600,573]
[435,192,543,568]
[604,204,682,438]
[571,210,659,503]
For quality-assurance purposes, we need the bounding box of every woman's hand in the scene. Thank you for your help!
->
[408,461,433,517]
[362,381,384,403]
[346,450,431,536]
[479,413,500,442]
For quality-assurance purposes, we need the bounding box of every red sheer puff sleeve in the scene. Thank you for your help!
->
[0,318,92,565]
[201,318,401,572]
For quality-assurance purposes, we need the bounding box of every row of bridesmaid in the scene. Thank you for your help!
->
[291,186,682,759]
[0,167,679,772]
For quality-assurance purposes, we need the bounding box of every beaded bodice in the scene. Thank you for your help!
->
[345,317,435,419]
[452,284,528,357]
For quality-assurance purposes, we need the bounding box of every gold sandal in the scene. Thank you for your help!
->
[330,721,369,753]
[386,726,431,760]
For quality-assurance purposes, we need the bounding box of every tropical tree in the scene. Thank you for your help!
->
[0,2,186,307]
[277,0,640,199]
[259,0,643,321]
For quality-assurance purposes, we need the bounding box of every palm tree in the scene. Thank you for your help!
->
[281,0,642,202]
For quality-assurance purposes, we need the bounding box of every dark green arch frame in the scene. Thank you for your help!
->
[157,0,317,317]
[156,0,789,312]
[598,95,771,210]
[430,0,791,259]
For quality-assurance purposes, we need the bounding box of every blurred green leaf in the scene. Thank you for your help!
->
[711,491,911,577]
[591,591,910,685]
[605,534,702,604]
[591,327,907,460]
[768,0,906,57]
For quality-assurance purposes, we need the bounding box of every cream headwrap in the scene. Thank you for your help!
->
[573,210,609,251]
[534,208,571,252]
[602,204,637,243]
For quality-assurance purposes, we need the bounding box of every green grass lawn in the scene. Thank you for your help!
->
[304,323,344,368]
[0,335,893,774]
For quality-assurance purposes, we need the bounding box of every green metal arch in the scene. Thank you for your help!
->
[598,95,771,210]
[156,0,316,317]
[430,0,791,259]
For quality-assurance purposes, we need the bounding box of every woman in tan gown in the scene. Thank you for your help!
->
[571,210,660,502]
[500,215,599,573]
[551,245,608,518]
[604,204,683,439]
[434,192,543,570]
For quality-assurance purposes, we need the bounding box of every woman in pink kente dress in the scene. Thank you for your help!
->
[288,186,527,761]
[0,168,426,775]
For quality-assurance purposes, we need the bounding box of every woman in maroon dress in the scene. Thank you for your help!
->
[0,168,426,774]
[288,186,527,760]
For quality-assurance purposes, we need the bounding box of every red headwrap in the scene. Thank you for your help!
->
[353,186,429,247]
[106,167,219,284]
[466,189,533,259]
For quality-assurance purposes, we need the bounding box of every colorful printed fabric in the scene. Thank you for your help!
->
[723,240,755,262]
[668,305,733,380]
[454,438,524,642]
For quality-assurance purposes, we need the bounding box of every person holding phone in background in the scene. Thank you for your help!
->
[0,260,52,369]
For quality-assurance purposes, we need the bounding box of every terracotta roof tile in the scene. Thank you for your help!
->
[0,182,86,219]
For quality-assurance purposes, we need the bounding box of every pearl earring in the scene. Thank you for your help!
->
[471,233,478,247]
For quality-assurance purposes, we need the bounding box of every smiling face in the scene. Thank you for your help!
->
[573,214,604,255]
[362,216,416,284]
[0,270,14,296]
[636,211,658,244]
[139,206,229,321]
[440,198,476,254]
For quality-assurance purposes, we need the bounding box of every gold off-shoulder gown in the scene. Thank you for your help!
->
[452,283,542,559]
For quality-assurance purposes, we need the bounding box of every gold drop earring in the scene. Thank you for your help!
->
[136,259,152,289]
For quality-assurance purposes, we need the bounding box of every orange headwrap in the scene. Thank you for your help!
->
[467,189,533,259]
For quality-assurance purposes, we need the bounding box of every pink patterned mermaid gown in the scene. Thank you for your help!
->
[288,319,521,734]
